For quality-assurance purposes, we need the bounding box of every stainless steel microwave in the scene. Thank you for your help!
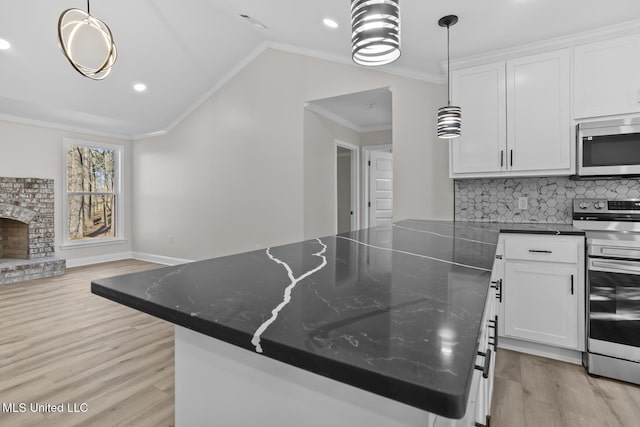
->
[578,117,640,177]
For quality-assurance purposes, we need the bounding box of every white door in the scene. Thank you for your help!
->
[504,262,578,349]
[450,62,506,175]
[506,49,571,173]
[369,151,393,228]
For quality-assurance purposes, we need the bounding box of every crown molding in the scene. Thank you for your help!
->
[265,42,445,84]
[449,19,640,70]
[305,103,362,132]
[305,103,392,134]
[135,42,272,140]
[0,113,132,141]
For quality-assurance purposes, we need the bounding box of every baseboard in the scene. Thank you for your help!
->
[66,251,134,268]
[131,252,194,266]
[498,337,584,365]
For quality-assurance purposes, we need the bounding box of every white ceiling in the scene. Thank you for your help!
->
[307,87,392,132]
[1,1,640,139]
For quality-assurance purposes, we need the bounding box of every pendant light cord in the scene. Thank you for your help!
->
[447,24,451,106]
[87,0,90,15]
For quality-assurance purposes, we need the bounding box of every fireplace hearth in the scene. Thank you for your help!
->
[0,177,65,285]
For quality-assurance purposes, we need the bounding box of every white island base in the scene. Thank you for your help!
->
[175,326,481,427]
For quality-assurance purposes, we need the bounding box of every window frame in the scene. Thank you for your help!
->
[61,138,126,249]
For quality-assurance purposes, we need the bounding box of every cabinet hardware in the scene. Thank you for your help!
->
[495,254,503,260]
[570,274,574,295]
[510,150,513,167]
[475,348,492,379]
[488,315,498,351]
[497,279,503,303]
[528,249,552,254]
[500,150,504,167]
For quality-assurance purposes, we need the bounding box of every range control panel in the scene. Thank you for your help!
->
[573,199,640,218]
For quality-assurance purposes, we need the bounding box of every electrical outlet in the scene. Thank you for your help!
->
[518,197,528,210]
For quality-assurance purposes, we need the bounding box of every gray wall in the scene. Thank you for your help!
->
[133,48,450,260]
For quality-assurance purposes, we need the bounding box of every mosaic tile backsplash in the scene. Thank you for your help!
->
[454,176,640,224]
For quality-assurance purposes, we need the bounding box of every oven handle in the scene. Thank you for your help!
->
[590,259,640,275]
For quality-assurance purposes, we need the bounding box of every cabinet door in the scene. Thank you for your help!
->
[450,62,506,175]
[504,262,578,349]
[506,49,571,173]
[574,34,640,118]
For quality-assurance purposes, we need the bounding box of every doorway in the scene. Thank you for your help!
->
[303,87,393,238]
[336,141,360,233]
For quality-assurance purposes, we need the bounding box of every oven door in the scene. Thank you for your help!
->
[588,258,640,361]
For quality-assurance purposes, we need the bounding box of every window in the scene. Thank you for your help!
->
[63,139,123,246]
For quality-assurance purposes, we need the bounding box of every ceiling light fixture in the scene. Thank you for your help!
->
[350,0,401,67]
[57,0,117,80]
[323,18,339,29]
[133,83,147,92]
[0,39,11,50]
[437,15,461,139]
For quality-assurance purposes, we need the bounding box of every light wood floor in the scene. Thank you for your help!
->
[1,260,640,427]
[0,259,172,427]
[492,349,640,427]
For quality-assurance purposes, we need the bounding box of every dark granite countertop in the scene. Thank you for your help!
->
[496,222,585,236]
[92,219,502,419]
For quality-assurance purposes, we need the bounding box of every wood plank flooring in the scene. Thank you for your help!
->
[492,349,640,427]
[0,260,172,427]
[1,260,640,426]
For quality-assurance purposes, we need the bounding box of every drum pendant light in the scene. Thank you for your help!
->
[351,0,401,66]
[437,15,461,139]
[58,0,117,80]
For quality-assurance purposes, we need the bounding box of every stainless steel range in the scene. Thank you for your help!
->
[573,199,640,384]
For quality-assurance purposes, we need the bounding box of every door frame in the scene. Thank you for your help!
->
[335,140,360,233]
[362,144,392,229]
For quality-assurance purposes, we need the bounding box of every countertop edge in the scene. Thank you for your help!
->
[91,280,472,419]
[498,229,585,236]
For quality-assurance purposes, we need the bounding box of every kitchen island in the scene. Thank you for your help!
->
[92,219,502,426]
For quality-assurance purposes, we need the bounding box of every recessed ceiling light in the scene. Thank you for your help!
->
[323,18,338,29]
[133,83,147,92]
[0,39,11,50]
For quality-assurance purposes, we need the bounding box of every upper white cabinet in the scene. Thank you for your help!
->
[507,51,571,173]
[574,34,640,119]
[450,49,572,178]
[450,63,506,175]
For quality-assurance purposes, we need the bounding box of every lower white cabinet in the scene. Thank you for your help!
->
[504,261,578,349]
[497,234,585,353]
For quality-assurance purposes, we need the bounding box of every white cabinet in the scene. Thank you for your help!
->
[450,62,506,175]
[504,262,578,349]
[574,34,640,119]
[506,51,571,173]
[472,248,502,427]
[450,49,571,178]
[500,234,585,352]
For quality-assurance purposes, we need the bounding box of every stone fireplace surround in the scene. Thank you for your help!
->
[0,177,65,285]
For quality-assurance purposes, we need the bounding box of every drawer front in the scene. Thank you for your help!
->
[505,237,578,263]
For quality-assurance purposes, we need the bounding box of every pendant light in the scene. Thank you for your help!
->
[351,0,401,67]
[437,15,461,139]
[58,0,117,80]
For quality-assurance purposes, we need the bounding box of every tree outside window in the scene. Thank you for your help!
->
[65,142,121,242]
